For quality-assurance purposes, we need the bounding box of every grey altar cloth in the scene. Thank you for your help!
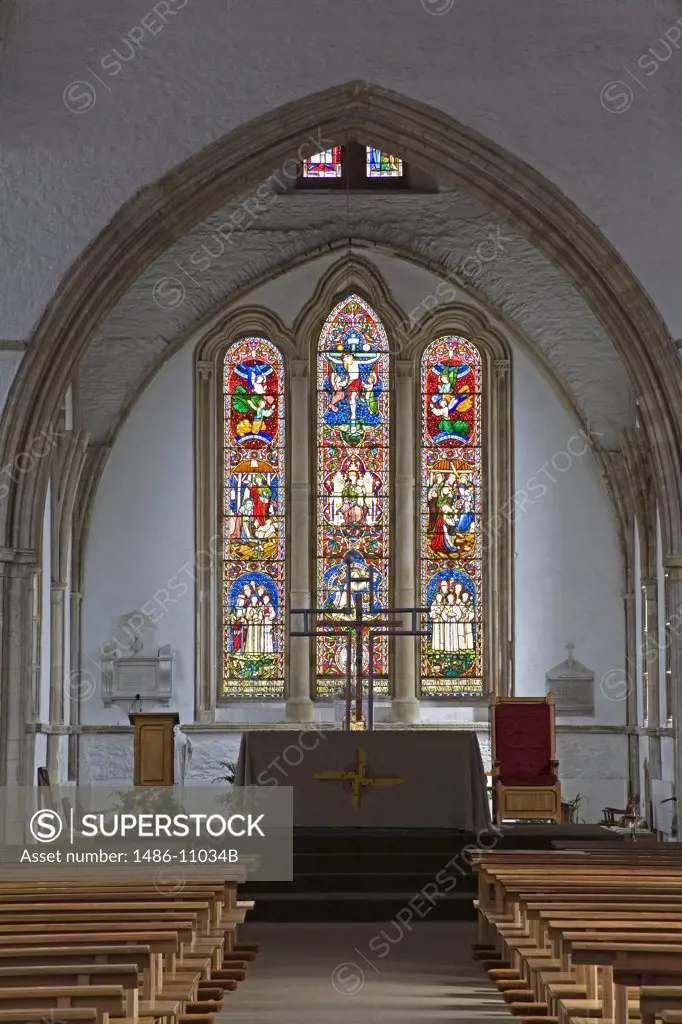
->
[235,730,490,831]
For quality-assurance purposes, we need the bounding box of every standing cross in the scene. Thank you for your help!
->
[290,552,428,730]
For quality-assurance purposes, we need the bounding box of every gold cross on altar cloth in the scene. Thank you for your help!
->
[313,747,404,812]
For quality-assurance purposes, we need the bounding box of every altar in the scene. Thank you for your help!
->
[235,730,490,831]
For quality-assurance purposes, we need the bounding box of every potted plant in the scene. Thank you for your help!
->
[562,792,585,824]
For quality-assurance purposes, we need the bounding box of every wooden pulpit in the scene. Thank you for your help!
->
[129,712,179,786]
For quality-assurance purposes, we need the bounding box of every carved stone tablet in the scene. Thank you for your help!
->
[546,643,595,716]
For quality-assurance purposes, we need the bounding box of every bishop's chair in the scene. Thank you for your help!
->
[489,694,561,825]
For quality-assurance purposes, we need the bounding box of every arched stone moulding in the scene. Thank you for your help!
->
[60,244,628,734]
[295,257,405,714]
[194,306,295,721]
[408,305,514,700]
[2,82,680,565]
[1,82,680,784]
[192,256,515,717]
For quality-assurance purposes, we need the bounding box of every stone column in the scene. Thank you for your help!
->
[0,551,36,788]
[286,361,314,723]
[642,576,662,793]
[47,430,88,777]
[622,587,639,788]
[67,589,83,780]
[491,359,513,696]
[195,361,216,723]
[46,582,67,775]
[663,562,682,819]
[391,361,419,724]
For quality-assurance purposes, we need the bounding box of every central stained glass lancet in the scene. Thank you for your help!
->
[316,295,391,697]
[223,337,285,698]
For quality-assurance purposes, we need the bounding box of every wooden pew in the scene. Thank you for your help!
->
[0,876,255,1023]
[474,845,682,1022]
[0,933,178,1004]
[0,948,154,1000]
[0,967,138,1018]
[0,1010,98,1024]
[0,985,126,1024]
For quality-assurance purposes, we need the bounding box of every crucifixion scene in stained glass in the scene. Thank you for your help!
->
[315,294,391,698]
[220,320,487,703]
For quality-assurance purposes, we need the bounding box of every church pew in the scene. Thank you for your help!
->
[0,1011,98,1024]
[0,901,212,931]
[549,938,682,1020]
[0,935,217,1022]
[0,884,234,918]
[0,881,256,983]
[0,985,126,1024]
[0,889,252,954]
[0,966,139,1018]
[473,849,682,1021]
[0,918,205,1005]
[0,947,154,1000]
[0,882,251,933]
[0,894,250,986]
[570,946,682,1024]
[0,933,178,1004]
[511,927,682,1020]
[0,871,256,1019]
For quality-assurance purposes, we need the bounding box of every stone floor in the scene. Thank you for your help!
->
[224,921,509,1022]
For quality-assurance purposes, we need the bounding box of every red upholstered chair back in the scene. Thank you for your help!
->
[493,700,553,779]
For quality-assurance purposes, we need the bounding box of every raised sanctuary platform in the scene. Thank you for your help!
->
[240,823,624,922]
[235,729,490,831]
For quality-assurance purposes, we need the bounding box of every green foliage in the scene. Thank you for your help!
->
[213,759,238,784]
[431,651,475,678]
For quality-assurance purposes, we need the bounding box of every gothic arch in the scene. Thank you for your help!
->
[411,306,513,699]
[194,306,293,720]
[3,80,680,566]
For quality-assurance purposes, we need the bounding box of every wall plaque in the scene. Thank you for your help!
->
[546,643,595,716]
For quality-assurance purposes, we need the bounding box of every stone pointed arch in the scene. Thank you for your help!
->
[194,306,293,721]
[3,81,681,562]
[292,253,411,356]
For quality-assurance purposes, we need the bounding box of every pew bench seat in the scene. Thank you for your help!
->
[0,985,126,1024]
[0,1012,98,1024]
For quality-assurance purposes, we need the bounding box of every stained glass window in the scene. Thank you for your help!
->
[303,147,343,178]
[222,338,285,698]
[366,147,403,178]
[420,337,483,697]
[316,295,390,697]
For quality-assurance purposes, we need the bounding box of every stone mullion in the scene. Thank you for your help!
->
[391,361,419,723]
[491,358,512,697]
[286,360,314,722]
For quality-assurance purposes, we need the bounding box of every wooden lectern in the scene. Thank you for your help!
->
[129,712,179,786]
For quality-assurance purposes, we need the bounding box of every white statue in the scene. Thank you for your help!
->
[174,725,192,786]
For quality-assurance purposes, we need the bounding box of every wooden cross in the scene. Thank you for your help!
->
[290,552,428,730]
[313,746,404,811]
